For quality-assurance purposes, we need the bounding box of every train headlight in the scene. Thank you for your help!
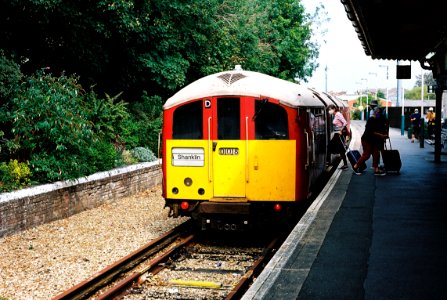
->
[180,201,189,210]
[172,187,179,194]
[273,203,282,212]
[198,188,205,195]
[184,177,193,187]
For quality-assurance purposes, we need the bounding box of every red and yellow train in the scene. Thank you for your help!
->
[161,67,349,230]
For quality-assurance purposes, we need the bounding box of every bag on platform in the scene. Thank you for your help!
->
[382,138,401,174]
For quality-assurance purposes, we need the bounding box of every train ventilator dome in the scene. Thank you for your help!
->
[163,69,323,110]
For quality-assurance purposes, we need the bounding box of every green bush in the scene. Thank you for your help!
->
[0,51,22,102]
[122,150,138,165]
[123,92,163,153]
[85,90,130,143]
[0,159,31,192]
[0,70,164,188]
[131,147,157,162]
[5,72,95,182]
[87,140,123,173]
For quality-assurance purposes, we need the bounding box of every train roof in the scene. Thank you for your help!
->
[323,93,347,109]
[163,70,324,110]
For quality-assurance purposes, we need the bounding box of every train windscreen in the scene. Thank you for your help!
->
[172,101,203,139]
[255,101,288,140]
[217,98,240,140]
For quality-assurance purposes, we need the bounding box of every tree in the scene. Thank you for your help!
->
[414,72,436,88]
[0,0,319,99]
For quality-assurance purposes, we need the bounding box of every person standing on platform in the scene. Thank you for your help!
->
[410,108,421,143]
[353,107,388,176]
[426,107,436,139]
[369,100,379,118]
[327,104,348,170]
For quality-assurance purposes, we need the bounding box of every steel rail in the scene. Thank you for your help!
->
[225,237,280,300]
[52,220,193,300]
[96,233,195,300]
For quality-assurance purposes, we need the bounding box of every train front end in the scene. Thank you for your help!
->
[162,69,321,230]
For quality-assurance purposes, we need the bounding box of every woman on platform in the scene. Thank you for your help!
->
[328,104,348,170]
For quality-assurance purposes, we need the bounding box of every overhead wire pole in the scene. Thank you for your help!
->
[368,72,378,117]
[420,69,425,148]
[355,81,363,120]
[379,64,389,116]
[361,78,368,120]
[397,60,404,135]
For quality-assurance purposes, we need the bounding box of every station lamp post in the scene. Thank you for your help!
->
[355,81,364,120]
[379,64,390,115]
[368,72,378,117]
[361,78,368,120]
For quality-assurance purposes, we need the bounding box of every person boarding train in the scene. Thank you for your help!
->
[327,104,348,170]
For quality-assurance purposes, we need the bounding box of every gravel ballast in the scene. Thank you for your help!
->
[0,185,187,300]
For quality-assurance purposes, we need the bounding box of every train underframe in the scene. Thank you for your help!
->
[164,199,305,231]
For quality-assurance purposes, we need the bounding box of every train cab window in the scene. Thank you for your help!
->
[255,101,288,140]
[172,101,203,139]
[217,98,240,140]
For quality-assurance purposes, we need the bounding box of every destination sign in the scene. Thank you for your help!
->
[172,148,204,166]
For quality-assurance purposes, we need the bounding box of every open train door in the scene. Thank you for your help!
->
[300,107,327,197]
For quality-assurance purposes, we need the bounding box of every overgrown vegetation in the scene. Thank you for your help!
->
[0,0,322,191]
[0,55,159,190]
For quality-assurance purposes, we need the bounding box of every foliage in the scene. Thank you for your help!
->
[87,140,123,173]
[0,0,322,188]
[0,51,22,102]
[85,90,129,147]
[414,72,436,88]
[131,147,157,162]
[6,71,93,161]
[0,70,131,183]
[122,150,138,165]
[122,92,163,153]
[404,86,435,100]
[0,0,319,99]
[0,160,32,192]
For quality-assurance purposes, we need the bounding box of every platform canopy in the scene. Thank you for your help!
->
[340,0,446,62]
[341,0,447,164]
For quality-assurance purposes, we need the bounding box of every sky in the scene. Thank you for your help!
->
[300,0,424,95]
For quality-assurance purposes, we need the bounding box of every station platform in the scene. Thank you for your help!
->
[242,120,447,300]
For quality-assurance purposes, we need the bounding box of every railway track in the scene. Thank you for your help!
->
[53,162,338,300]
[52,220,195,300]
[52,220,282,300]
[120,232,281,300]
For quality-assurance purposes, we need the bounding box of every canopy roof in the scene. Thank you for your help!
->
[163,70,324,109]
[341,0,446,61]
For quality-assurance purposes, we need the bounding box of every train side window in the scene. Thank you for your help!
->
[172,101,203,139]
[255,101,289,140]
[217,98,240,140]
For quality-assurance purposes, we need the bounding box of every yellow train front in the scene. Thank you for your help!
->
[162,68,331,230]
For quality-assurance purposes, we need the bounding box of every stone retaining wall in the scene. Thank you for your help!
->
[0,161,162,238]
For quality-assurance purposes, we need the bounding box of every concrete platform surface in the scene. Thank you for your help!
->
[242,120,447,300]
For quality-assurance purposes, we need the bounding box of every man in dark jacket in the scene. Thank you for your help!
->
[353,107,389,176]
[410,108,421,143]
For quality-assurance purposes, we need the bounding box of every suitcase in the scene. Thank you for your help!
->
[382,138,401,173]
[338,135,367,172]
[347,149,367,172]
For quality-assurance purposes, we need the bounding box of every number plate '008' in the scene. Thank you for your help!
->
[219,148,239,155]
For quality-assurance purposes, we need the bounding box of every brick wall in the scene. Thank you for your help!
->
[0,161,162,238]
